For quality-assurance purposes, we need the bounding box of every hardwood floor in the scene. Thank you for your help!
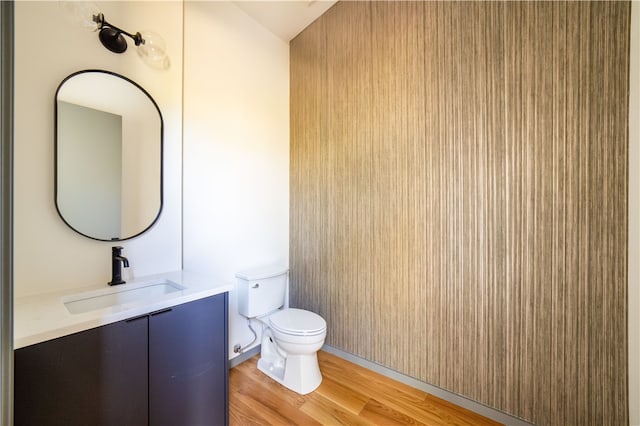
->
[229,351,502,425]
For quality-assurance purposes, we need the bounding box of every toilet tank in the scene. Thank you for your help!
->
[236,266,289,318]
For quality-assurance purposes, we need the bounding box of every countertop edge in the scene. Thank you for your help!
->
[14,271,233,349]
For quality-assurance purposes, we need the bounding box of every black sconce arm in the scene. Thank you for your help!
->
[93,12,144,53]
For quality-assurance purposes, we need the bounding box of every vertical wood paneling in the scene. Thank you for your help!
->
[290,2,629,424]
[484,3,508,411]
[324,2,374,357]
[422,1,442,390]
[370,0,426,376]
[563,3,583,423]
[549,3,568,424]
[289,15,326,320]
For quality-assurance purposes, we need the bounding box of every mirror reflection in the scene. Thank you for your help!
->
[55,70,163,241]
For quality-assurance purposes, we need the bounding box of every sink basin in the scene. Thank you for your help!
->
[63,280,185,314]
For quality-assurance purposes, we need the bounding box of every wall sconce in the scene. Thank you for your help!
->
[61,1,170,70]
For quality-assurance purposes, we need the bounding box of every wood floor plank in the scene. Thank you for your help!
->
[231,372,319,426]
[359,399,428,426]
[230,351,502,426]
[423,394,501,426]
[231,390,296,425]
[229,391,274,426]
[318,354,427,404]
[318,351,428,401]
[300,393,375,426]
[408,397,495,426]
[313,376,370,414]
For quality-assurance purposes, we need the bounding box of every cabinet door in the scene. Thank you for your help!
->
[149,294,228,426]
[15,316,149,426]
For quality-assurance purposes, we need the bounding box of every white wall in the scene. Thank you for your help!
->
[14,1,183,297]
[629,3,640,425]
[183,1,289,359]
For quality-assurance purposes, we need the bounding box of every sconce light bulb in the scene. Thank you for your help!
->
[136,31,171,70]
[59,1,101,31]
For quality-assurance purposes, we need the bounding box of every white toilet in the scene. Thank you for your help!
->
[236,267,327,395]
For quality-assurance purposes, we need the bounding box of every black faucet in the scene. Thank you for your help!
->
[108,246,130,286]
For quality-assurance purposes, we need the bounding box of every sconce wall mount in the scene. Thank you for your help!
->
[94,12,143,54]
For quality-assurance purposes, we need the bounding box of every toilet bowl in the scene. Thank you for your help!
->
[257,308,326,394]
[236,267,327,395]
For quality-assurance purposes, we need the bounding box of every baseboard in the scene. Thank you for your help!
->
[229,345,261,369]
[322,344,532,426]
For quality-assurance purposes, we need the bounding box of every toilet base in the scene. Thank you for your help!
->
[258,331,323,395]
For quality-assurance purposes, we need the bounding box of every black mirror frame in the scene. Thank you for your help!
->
[54,69,164,242]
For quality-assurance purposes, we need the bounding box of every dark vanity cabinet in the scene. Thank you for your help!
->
[15,315,149,425]
[15,293,228,426]
[149,293,228,426]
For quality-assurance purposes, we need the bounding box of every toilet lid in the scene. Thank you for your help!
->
[269,308,326,335]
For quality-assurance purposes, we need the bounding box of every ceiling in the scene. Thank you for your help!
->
[233,1,337,42]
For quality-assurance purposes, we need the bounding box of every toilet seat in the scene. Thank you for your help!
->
[268,308,326,336]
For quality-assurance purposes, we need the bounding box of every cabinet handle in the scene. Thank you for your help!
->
[126,314,147,323]
[151,308,173,316]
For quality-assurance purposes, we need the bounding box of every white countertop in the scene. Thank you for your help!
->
[14,271,233,349]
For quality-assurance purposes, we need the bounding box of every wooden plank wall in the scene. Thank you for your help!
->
[289,2,629,424]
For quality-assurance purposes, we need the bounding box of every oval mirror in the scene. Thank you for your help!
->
[55,70,163,241]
